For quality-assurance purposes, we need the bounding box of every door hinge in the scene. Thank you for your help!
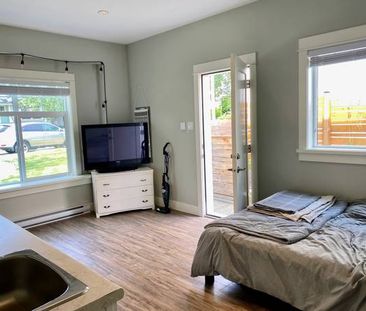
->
[246,144,252,153]
[240,80,250,89]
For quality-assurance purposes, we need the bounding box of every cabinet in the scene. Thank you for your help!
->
[91,168,154,218]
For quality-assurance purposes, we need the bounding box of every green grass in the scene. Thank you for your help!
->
[0,175,19,183]
[25,148,68,178]
[0,148,68,184]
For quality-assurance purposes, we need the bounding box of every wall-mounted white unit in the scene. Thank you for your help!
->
[134,106,152,161]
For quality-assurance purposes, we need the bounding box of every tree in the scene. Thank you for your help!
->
[18,96,65,112]
[214,72,231,119]
[215,96,231,119]
[214,71,230,100]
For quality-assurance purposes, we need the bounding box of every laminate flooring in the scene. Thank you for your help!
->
[30,210,297,311]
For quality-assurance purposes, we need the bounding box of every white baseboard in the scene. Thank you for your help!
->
[16,203,92,229]
[155,197,202,216]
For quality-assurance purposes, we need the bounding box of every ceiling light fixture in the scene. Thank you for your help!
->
[97,9,109,16]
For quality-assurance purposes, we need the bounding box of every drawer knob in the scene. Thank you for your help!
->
[103,183,110,186]
[142,189,148,192]
[103,194,110,198]
[140,179,147,182]
[104,205,110,209]
[142,200,148,203]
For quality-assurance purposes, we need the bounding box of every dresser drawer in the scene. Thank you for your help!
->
[98,201,123,214]
[96,173,152,190]
[98,195,154,215]
[128,195,154,209]
[98,185,154,205]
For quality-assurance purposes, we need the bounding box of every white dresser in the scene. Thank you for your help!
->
[91,167,154,218]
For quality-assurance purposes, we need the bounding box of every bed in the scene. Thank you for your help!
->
[191,201,366,311]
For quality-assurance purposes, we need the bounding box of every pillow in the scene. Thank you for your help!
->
[345,201,366,218]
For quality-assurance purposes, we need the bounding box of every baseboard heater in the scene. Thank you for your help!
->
[16,204,92,229]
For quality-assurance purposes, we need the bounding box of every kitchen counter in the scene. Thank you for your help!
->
[0,215,123,311]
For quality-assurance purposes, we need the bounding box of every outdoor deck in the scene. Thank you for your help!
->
[213,194,233,217]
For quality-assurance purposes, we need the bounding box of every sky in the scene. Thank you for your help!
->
[318,58,366,108]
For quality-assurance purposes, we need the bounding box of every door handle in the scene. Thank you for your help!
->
[227,167,246,173]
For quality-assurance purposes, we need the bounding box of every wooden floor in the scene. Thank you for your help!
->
[30,210,297,311]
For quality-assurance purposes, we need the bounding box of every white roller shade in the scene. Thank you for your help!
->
[0,81,70,96]
[309,39,366,67]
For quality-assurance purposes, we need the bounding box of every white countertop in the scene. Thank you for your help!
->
[0,215,123,310]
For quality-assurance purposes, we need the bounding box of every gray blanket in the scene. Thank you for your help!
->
[254,190,320,213]
[205,200,347,244]
[191,202,366,311]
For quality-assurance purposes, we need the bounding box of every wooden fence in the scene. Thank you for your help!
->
[317,105,366,146]
[211,120,233,197]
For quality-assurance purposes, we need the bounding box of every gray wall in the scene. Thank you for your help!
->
[2,0,366,221]
[0,25,130,221]
[128,0,366,209]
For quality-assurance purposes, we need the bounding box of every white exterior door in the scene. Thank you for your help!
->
[230,54,249,212]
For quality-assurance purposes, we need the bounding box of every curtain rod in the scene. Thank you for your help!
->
[0,52,109,124]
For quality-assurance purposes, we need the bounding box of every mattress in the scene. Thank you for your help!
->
[191,203,366,311]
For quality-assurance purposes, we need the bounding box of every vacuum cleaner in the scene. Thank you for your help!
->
[156,142,171,214]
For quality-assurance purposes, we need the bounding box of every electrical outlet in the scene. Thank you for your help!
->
[180,122,186,131]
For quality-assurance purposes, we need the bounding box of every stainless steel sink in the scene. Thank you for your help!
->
[0,250,88,311]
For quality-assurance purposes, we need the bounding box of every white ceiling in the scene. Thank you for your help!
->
[0,0,256,44]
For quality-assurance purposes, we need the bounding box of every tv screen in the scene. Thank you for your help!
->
[81,123,150,172]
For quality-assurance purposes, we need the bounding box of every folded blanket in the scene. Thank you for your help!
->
[205,200,347,244]
[254,191,320,213]
[301,196,336,222]
[248,195,336,223]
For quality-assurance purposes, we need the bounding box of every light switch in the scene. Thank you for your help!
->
[187,121,194,131]
[180,122,186,131]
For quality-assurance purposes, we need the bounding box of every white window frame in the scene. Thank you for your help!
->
[298,24,366,165]
[0,68,82,190]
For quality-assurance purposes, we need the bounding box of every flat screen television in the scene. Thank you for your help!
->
[81,122,150,172]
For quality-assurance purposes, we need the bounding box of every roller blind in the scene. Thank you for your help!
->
[0,81,70,96]
[309,39,366,67]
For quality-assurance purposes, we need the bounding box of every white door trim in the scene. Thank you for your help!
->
[193,53,257,217]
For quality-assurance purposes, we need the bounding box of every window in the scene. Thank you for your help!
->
[298,25,366,164]
[23,123,43,132]
[43,124,60,131]
[0,69,78,187]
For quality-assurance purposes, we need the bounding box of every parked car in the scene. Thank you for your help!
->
[0,122,65,153]
[0,124,10,133]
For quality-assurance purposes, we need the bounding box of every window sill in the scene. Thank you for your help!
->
[297,148,366,165]
[0,175,92,200]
